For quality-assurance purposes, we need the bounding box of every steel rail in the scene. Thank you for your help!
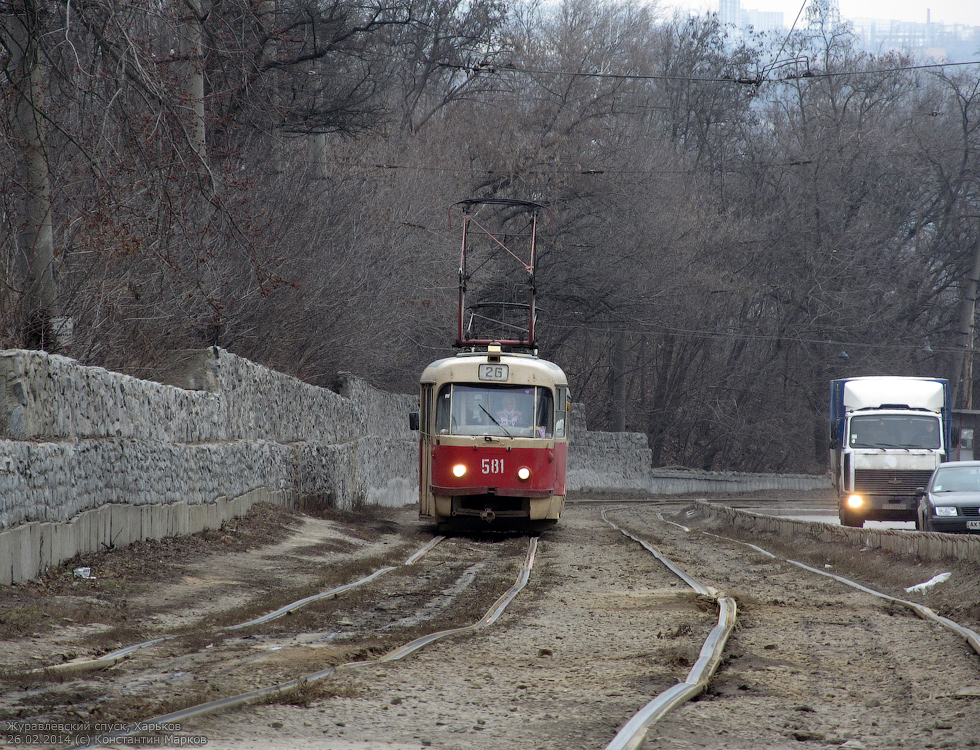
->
[601,510,738,750]
[28,536,445,675]
[69,537,536,750]
[701,529,980,658]
[787,559,980,657]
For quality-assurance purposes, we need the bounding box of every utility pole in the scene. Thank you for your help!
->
[952,226,980,410]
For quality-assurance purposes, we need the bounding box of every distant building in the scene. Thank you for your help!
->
[743,8,784,33]
[717,0,785,34]
[715,0,980,62]
[849,16,980,61]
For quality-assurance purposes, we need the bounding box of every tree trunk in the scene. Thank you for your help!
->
[180,0,207,160]
[3,2,58,349]
[609,330,627,432]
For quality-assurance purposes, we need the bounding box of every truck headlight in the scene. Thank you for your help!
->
[452,464,467,478]
[934,506,957,517]
[846,494,863,509]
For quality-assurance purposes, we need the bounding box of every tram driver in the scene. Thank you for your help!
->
[463,392,488,427]
[496,394,526,427]
[452,389,489,433]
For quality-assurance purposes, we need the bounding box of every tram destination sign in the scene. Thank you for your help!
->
[478,364,509,382]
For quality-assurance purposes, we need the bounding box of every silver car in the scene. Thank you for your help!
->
[916,461,980,533]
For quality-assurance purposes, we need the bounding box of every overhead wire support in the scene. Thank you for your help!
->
[452,199,547,351]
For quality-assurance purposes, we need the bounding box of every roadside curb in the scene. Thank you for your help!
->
[694,499,980,565]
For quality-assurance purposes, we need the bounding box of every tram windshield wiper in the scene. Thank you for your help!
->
[480,405,512,438]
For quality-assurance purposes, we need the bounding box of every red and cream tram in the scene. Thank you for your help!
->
[412,198,569,530]
[415,343,569,530]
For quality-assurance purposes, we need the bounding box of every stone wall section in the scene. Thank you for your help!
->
[0,348,418,583]
[567,427,652,493]
[564,409,829,495]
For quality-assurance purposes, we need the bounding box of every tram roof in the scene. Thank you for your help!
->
[420,350,567,386]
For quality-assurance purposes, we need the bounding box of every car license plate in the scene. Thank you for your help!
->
[967,520,980,530]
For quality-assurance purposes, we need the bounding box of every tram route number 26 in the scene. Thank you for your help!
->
[478,364,509,381]
[481,458,505,474]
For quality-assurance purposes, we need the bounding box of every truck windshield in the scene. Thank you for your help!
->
[435,384,554,438]
[848,414,941,450]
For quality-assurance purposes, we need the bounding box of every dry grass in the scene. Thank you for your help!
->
[262,675,361,706]
[654,643,697,669]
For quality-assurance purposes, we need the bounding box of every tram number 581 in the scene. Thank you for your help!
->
[481,458,505,474]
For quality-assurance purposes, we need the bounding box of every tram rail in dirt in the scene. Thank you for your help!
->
[3,533,531,748]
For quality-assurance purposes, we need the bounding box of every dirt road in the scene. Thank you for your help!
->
[3,496,979,750]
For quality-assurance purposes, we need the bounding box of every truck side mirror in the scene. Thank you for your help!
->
[409,412,420,431]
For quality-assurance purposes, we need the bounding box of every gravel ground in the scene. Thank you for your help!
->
[3,496,980,750]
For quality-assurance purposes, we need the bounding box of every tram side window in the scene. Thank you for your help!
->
[536,389,554,438]
[435,387,452,434]
[555,386,568,438]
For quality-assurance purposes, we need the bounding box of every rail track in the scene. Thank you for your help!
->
[601,501,980,750]
[2,523,534,749]
[3,500,980,749]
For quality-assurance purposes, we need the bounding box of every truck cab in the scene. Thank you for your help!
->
[830,377,950,527]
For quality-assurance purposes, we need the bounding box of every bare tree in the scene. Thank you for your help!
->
[1,2,58,349]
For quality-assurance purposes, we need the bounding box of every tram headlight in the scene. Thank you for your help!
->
[517,466,531,481]
[452,464,467,478]
[846,494,863,509]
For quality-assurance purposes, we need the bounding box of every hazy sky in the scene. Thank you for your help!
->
[663,0,980,27]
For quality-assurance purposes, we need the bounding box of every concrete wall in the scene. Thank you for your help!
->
[567,427,653,493]
[565,417,830,496]
[645,468,830,495]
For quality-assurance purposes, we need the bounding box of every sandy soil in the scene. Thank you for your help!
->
[2,495,980,750]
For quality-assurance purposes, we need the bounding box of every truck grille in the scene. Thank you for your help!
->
[853,469,934,495]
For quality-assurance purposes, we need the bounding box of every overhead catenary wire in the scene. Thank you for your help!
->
[762,0,811,81]
[439,57,980,87]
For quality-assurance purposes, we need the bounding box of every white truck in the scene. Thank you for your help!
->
[829,376,950,527]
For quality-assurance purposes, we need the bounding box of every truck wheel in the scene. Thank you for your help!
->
[839,509,863,527]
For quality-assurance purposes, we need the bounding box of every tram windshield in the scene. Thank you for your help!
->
[435,384,554,438]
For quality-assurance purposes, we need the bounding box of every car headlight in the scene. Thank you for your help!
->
[934,506,957,517]
[846,494,863,509]
[452,464,467,478]
[517,466,531,481]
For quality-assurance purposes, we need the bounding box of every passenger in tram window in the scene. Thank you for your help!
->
[497,394,525,427]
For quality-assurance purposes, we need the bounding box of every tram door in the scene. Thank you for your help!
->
[418,383,434,516]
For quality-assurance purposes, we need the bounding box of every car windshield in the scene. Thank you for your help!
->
[435,384,554,438]
[848,414,941,449]
[931,466,980,493]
